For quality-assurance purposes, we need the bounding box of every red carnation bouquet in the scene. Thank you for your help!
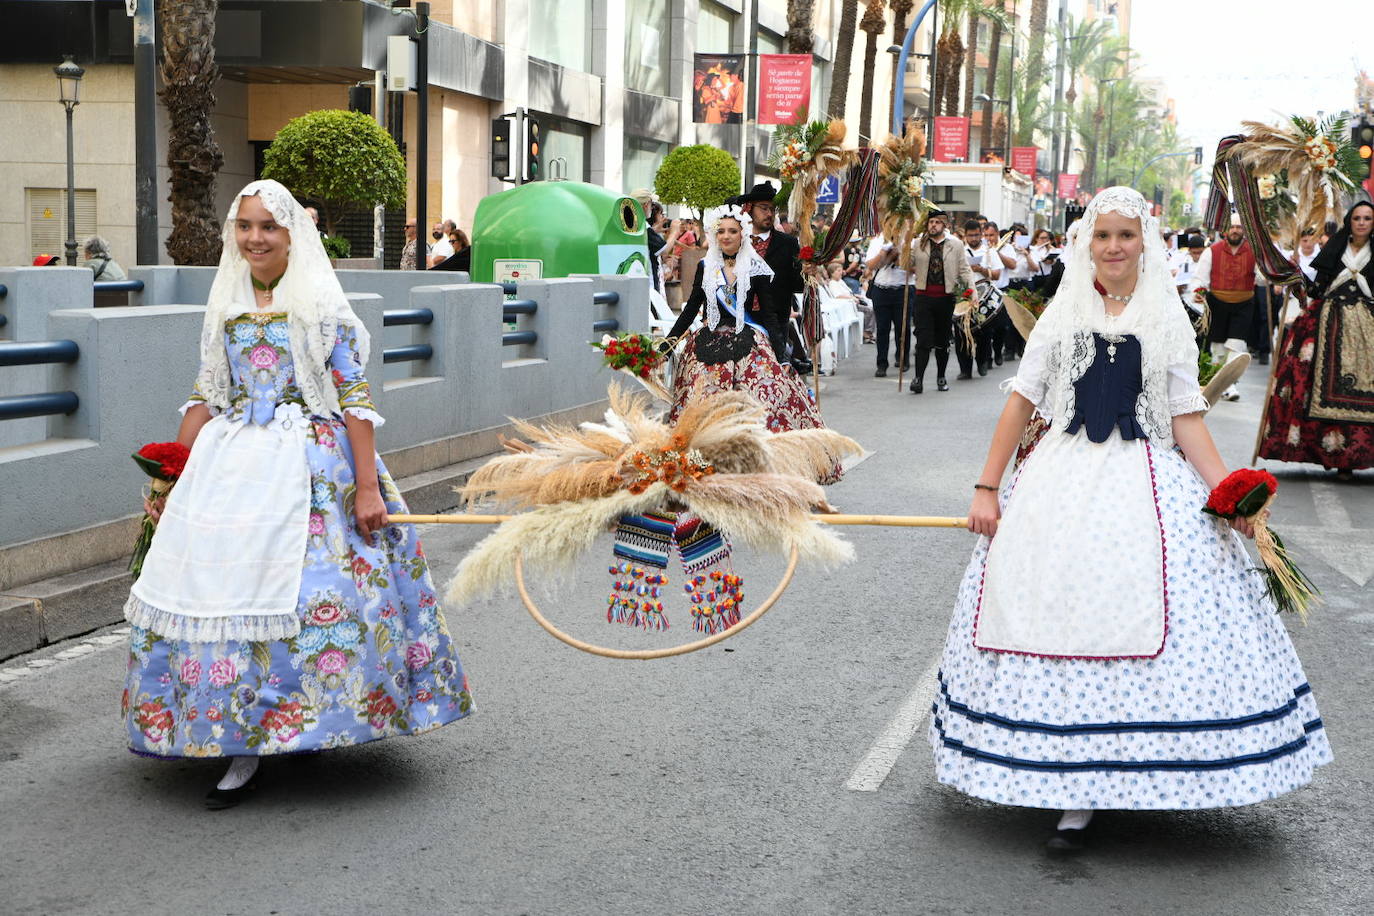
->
[593,332,663,378]
[129,441,191,580]
[592,332,670,399]
[1202,469,1319,618]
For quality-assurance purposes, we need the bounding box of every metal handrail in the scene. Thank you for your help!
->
[592,319,619,333]
[93,280,145,293]
[382,344,434,364]
[383,308,434,326]
[0,340,80,367]
[499,281,517,294]
[0,314,7,329]
[592,291,619,305]
[0,392,79,421]
[0,283,8,297]
[503,299,537,316]
[502,330,537,346]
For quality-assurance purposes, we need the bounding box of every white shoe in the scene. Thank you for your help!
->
[1223,385,1240,402]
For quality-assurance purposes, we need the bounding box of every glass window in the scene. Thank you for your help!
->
[544,120,590,182]
[757,31,782,56]
[529,0,591,72]
[623,135,670,196]
[625,0,670,96]
[696,1,734,53]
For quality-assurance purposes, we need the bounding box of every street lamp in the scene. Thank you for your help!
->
[54,55,84,267]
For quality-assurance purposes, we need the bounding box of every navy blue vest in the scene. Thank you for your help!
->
[1065,333,1147,443]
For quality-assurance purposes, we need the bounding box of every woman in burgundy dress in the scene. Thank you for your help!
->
[1258,201,1374,479]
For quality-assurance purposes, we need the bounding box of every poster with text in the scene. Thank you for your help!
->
[758,54,812,125]
[1010,146,1039,177]
[1057,172,1080,199]
[932,117,970,162]
[693,53,745,124]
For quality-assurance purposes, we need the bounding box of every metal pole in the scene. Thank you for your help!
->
[891,0,938,136]
[743,0,759,185]
[1105,82,1116,187]
[414,1,429,270]
[132,0,158,265]
[373,75,386,263]
[927,0,937,140]
[514,106,525,186]
[64,102,77,266]
[1048,0,1068,227]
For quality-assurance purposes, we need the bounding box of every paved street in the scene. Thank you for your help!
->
[2,352,1371,916]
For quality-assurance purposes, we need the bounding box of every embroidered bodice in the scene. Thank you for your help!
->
[1065,332,1147,443]
[187,313,378,425]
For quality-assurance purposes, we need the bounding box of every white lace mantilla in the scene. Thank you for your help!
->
[699,204,775,332]
[196,179,371,422]
[1023,187,1199,448]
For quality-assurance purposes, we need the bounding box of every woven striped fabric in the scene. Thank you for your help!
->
[612,511,676,569]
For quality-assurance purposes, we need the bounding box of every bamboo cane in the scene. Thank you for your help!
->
[387,513,970,528]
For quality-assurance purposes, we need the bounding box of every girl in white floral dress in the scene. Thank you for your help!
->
[123,180,471,808]
[932,187,1330,851]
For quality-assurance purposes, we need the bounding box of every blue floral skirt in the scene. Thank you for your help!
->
[122,416,472,757]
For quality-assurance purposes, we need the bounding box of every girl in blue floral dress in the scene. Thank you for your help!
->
[123,180,471,807]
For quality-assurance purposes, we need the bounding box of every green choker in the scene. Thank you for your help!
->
[251,271,285,304]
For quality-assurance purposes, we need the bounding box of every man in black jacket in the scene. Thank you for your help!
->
[731,181,812,374]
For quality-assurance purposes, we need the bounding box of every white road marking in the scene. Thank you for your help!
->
[1310,481,1353,530]
[845,656,942,792]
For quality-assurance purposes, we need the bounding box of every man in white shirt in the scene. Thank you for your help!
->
[427,220,456,267]
[865,233,913,377]
[984,221,1025,364]
[957,219,997,378]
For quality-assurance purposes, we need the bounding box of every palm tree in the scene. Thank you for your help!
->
[979,14,1006,151]
[826,0,862,119]
[932,0,1011,118]
[1055,15,1113,175]
[1002,55,1052,147]
[786,0,816,53]
[888,0,915,120]
[858,0,888,142]
[1025,0,1048,87]
[161,0,224,265]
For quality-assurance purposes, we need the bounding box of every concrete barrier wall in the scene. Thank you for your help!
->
[0,267,649,559]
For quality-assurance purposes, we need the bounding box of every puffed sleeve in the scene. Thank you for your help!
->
[179,375,218,416]
[666,261,706,342]
[1005,331,1051,411]
[329,322,385,427]
[1167,358,1209,416]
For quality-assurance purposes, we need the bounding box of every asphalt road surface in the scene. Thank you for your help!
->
[3,349,1371,915]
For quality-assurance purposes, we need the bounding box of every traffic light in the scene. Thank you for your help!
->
[347,84,372,115]
[523,115,542,182]
[491,115,514,181]
[1193,146,1204,166]
[1354,117,1374,179]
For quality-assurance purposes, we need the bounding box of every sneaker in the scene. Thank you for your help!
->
[1223,385,1240,401]
[936,377,949,391]
[909,378,923,394]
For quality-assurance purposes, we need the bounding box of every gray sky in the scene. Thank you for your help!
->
[1130,0,1369,155]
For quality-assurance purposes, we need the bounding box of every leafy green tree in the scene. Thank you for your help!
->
[653,145,741,224]
[261,109,407,237]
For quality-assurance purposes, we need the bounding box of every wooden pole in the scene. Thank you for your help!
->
[387,513,970,528]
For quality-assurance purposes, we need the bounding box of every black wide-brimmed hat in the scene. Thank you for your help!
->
[730,181,779,205]
[926,208,949,220]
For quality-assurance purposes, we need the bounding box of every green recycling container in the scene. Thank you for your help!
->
[469,181,650,284]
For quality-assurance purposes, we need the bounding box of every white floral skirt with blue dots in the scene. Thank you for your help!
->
[929,435,1332,810]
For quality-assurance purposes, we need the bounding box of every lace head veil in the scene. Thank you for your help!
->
[1028,186,1198,444]
[196,179,371,420]
[700,204,774,331]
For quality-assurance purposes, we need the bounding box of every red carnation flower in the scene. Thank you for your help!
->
[1203,469,1278,519]
[800,245,815,261]
[134,441,191,481]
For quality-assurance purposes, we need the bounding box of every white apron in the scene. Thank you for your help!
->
[125,404,310,642]
[973,428,1167,659]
